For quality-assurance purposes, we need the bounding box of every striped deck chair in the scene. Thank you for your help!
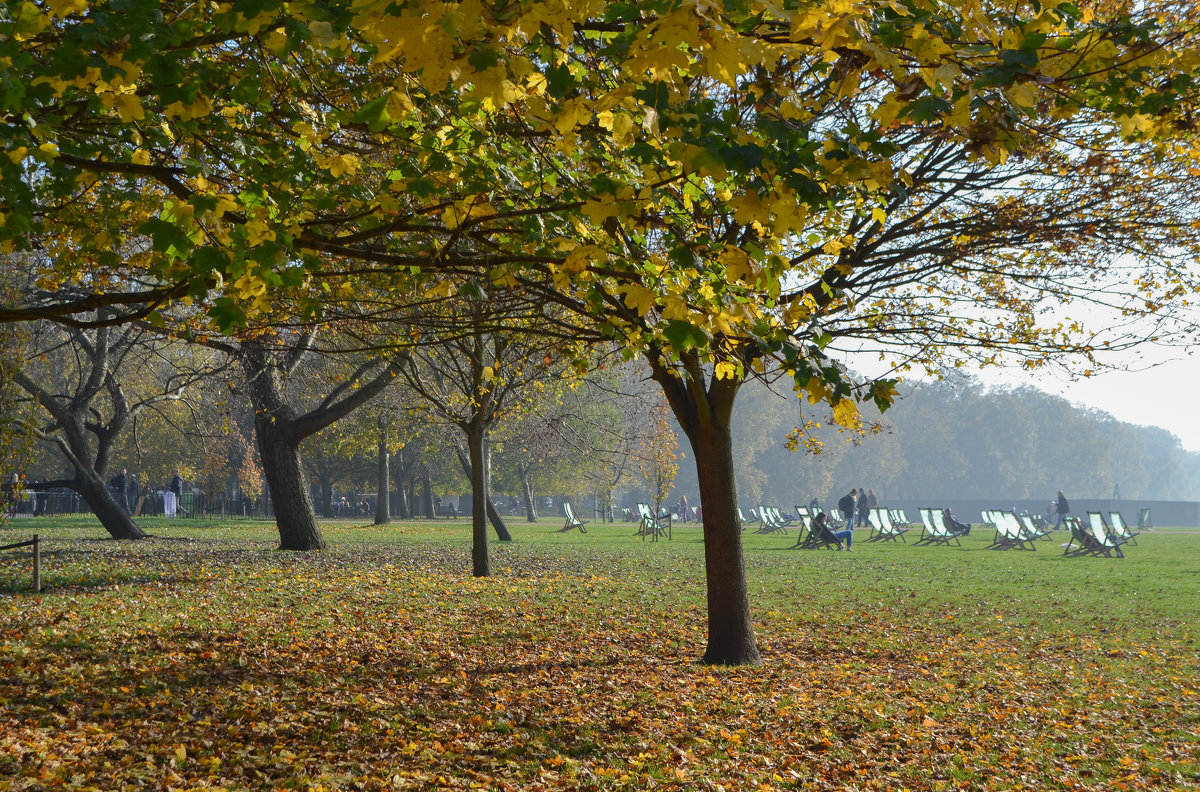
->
[916,508,960,546]
[1108,512,1140,545]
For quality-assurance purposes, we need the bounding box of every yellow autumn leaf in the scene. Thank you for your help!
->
[831,398,861,428]
[131,149,151,166]
[46,0,87,17]
[619,284,656,316]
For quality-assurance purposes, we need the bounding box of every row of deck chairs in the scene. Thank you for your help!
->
[863,508,912,543]
[747,506,794,534]
[1061,512,1139,557]
[981,509,1050,550]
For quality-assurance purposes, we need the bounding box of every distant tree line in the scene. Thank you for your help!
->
[668,374,1200,507]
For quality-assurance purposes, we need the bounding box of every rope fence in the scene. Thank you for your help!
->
[1,535,41,592]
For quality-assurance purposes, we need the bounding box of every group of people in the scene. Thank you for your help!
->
[837,487,879,530]
[107,468,188,517]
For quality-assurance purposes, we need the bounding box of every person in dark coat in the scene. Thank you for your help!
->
[856,487,871,528]
[838,489,856,526]
[109,469,128,512]
[1053,490,1070,530]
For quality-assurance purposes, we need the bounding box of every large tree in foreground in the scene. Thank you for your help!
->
[5,1,1200,662]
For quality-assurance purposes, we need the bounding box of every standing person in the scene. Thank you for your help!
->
[837,489,856,527]
[1053,490,1070,530]
[126,472,139,515]
[109,468,127,512]
[867,489,878,510]
[169,469,188,517]
[677,494,690,522]
[856,487,871,528]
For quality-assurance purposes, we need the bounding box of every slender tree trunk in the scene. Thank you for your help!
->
[422,470,434,519]
[518,462,538,523]
[455,444,512,541]
[467,425,489,576]
[375,433,390,526]
[77,472,148,540]
[485,495,513,541]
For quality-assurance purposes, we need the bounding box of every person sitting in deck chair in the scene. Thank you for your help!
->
[815,511,854,551]
[943,507,971,537]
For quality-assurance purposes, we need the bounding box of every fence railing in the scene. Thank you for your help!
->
[0,535,40,592]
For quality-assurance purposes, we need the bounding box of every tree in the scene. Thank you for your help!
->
[397,300,576,576]
[12,316,221,538]
[235,334,402,550]
[636,397,681,537]
[6,1,1200,664]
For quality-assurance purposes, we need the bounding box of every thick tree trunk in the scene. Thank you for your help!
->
[467,426,489,577]
[77,472,148,540]
[518,463,538,523]
[690,418,760,665]
[259,433,325,550]
[375,436,390,526]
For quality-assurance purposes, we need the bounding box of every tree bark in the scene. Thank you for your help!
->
[455,445,512,541]
[650,354,760,666]
[77,471,148,540]
[319,475,334,518]
[259,433,325,550]
[467,425,489,577]
[240,340,401,550]
[422,470,434,518]
[690,412,760,665]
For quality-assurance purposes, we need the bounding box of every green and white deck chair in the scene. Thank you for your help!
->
[755,505,785,534]
[1013,512,1048,545]
[987,511,1030,550]
[1137,507,1153,532]
[767,506,794,533]
[1108,511,1139,545]
[1061,516,1098,556]
[557,501,589,533]
[867,508,907,542]
[1086,512,1128,558]
[635,503,666,538]
[916,508,960,546]
[1017,512,1051,541]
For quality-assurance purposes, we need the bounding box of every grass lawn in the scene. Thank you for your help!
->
[1,515,1197,790]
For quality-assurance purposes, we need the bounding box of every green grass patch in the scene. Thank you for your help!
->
[1,516,1197,790]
